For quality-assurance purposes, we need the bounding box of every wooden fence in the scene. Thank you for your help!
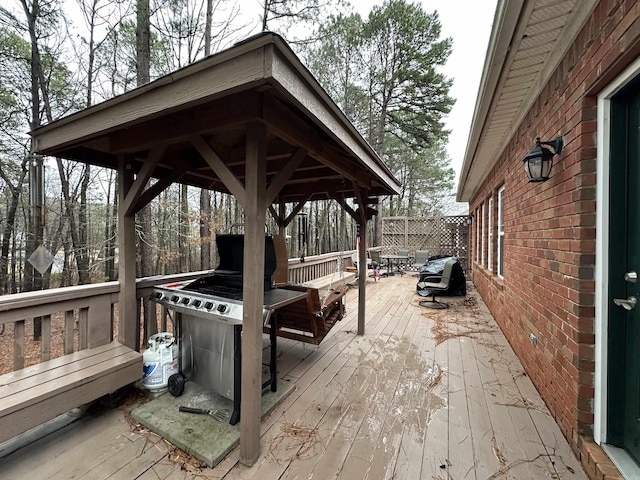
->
[381,215,471,271]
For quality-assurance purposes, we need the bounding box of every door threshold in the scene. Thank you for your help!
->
[602,443,640,479]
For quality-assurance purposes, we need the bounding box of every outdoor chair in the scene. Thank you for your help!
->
[370,250,381,280]
[412,250,429,274]
[416,257,456,309]
[395,248,409,275]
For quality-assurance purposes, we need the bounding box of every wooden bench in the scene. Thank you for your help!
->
[305,271,356,291]
[265,284,349,345]
[0,341,142,444]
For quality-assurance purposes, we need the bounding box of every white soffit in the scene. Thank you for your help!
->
[457,0,598,202]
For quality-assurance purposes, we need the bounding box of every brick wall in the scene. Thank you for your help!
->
[468,0,640,463]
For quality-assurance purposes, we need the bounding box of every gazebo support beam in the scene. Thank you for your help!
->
[266,147,306,205]
[268,193,312,229]
[240,122,267,466]
[122,144,166,217]
[132,168,186,215]
[191,135,246,206]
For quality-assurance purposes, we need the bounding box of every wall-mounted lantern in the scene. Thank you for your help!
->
[522,136,563,182]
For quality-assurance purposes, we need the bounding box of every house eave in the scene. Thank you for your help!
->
[456,0,598,203]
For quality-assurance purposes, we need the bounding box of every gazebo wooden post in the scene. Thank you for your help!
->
[352,185,370,336]
[117,155,140,350]
[357,211,368,336]
[336,194,368,336]
[240,122,267,466]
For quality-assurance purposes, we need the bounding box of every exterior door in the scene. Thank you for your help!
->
[608,75,640,464]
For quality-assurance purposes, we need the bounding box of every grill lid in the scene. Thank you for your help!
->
[183,234,278,292]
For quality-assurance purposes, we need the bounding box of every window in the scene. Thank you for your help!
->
[497,186,505,278]
[488,196,493,271]
[480,202,485,266]
[475,206,481,263]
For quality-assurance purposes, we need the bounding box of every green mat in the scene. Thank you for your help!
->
[131,378,294,467]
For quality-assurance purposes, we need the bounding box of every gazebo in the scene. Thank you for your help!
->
[30,32,401,464]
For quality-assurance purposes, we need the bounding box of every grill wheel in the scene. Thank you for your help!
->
[168,373,185,396]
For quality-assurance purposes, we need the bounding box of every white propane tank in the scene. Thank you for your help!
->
[141,332,179,392]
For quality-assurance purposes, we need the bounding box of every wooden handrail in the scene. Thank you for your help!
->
[0,248,364,373]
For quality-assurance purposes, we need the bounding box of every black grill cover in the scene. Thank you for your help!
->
[184,234,277,292]
[417,255,466,296]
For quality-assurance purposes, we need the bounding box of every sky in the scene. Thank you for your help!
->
[198,0,498,192]
[60,0,498,192]
[347,0,498,188]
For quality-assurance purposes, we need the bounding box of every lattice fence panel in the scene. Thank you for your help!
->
[382,215,470,271]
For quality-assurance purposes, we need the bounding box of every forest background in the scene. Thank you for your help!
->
[0,0,487,294]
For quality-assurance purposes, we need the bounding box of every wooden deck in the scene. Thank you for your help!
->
[1,274,587,480]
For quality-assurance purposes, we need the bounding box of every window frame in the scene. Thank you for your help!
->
[480,202,486,266]
[497,185,505,278]
[488,196,493,271]
[475,206,481,263]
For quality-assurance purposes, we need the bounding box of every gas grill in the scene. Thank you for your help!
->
[151,234,305,424]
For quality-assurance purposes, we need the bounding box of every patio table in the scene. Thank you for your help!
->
[380,254,409,276]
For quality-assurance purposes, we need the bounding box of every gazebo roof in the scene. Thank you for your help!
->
[32,32,401,204]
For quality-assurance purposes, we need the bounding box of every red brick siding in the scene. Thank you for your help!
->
[468,0,640,463]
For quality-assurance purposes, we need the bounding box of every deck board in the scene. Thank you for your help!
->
[461,321,499,479]
[249,279,409,479]
[315,290,416,479]
[348,295,420,479]
[392,305,441,479]
[0,275,588,480]
[471,311,542,479]
[419,308,450,479]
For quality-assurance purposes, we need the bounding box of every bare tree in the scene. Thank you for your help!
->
[153,0,244,71]
[260,0,345,41]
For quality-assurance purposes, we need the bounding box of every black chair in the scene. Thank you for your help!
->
[397,249,409,275]
[412,250,429,275]
[417,258,456,309]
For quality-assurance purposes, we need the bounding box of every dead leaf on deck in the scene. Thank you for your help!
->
[269,422,320,462]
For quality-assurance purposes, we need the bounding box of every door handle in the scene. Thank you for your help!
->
[614,296,637,310]
[625,271,637,283]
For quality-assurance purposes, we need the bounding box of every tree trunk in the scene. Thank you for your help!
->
[0,163,27,294]
[137,0,153,341]
[179,184,189,272]
[200,189,211,270]
[136,0,150,86]
[22,0,44,308]
[199,0,213,272]
[104,171,117,281]
[139,189,155,339]
[55,159,88,285]
[76,165,91,284]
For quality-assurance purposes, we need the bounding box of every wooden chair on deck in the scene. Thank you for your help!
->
[265,284,349,345]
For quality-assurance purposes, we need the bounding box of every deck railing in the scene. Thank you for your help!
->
[287,250,355,284]
[0,282,119,373]
[0,250,356,374]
